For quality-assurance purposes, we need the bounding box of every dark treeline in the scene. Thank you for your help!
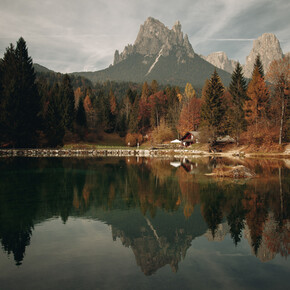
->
[0,38,289,148]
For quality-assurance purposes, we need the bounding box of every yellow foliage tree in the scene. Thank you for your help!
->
[151,118,174,144]
[266,56,290,144]
[184,83,196,101]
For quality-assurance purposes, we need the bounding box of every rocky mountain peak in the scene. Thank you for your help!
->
[113,17,195,65]
[200,51,237,74]
[172,20,181,33]
[243,33,283,77]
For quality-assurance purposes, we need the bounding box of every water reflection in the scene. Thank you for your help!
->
[0,157,289,273]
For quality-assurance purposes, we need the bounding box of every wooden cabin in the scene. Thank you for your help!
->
[180,131,200,147]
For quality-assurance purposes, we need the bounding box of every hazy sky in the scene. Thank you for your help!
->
[0,0,289,73]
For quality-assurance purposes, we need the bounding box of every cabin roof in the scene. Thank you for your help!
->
[180,131,200,140]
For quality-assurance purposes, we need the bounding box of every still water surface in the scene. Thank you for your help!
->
[0,157,289,290]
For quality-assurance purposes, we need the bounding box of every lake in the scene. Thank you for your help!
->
[0,157,289,290]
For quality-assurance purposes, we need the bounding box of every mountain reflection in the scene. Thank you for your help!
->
[0,157,289,272]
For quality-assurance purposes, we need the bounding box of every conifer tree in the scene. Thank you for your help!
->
[46,84,65,147]
[126,88,136,104]
[0,44,17,145]
[60,74,75,131]
[108,89,117,132]
[201,79,210,101]
[200,70,225,142]
[253,54,264,78]
[76,98,87,128]
[227,62,248,145]
[0,38,40,147]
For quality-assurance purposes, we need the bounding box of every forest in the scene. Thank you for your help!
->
[0,37,289,149]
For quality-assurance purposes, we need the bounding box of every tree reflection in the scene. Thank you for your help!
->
[0,157,289,270]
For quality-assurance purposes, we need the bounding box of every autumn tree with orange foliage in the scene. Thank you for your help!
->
[83,94,96,129]
[138,95,151,133]
[109,89,118,116]
[244,66,270,144]
[177,96,202,136]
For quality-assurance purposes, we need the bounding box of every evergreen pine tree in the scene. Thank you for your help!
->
[0,44,17,145]
[46,84,65,147]
[253,54,264,78]
[60,74,75,131]
[76,98,87,128]
[227,62,248,145]
[200,70,225,142]
[126,88,136,104]
[0,38,40,147]
[98,93,114,133]
[15,37,40,146]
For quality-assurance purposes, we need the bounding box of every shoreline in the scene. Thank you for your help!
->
[0,148,289,159]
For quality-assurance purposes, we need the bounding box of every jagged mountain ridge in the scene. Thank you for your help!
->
[243,33,284,77]
[200,51,237,74]
[73,17,232,87]
[114,17,195,66]
[204,33,286,77]
[37,17,287,86]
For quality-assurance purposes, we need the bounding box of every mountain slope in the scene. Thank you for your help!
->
[75,51,232,87]
[73,17,232,87]
[33,63,54,73]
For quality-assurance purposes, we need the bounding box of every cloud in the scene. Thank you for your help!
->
[207,39,255,41]
[0,0,289,72]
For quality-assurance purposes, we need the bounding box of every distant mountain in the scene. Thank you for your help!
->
[200,51,237,74]
[73,17,232,88]
[243,33,284,78]
[33,63,54,73]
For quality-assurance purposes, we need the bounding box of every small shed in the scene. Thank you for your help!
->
[170,139,182,144]
[180,131,200,147]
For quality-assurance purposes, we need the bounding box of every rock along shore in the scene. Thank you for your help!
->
[0,148,209,158]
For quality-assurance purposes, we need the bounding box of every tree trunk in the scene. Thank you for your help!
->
[279,92,285,145]
[279,167,283,216]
